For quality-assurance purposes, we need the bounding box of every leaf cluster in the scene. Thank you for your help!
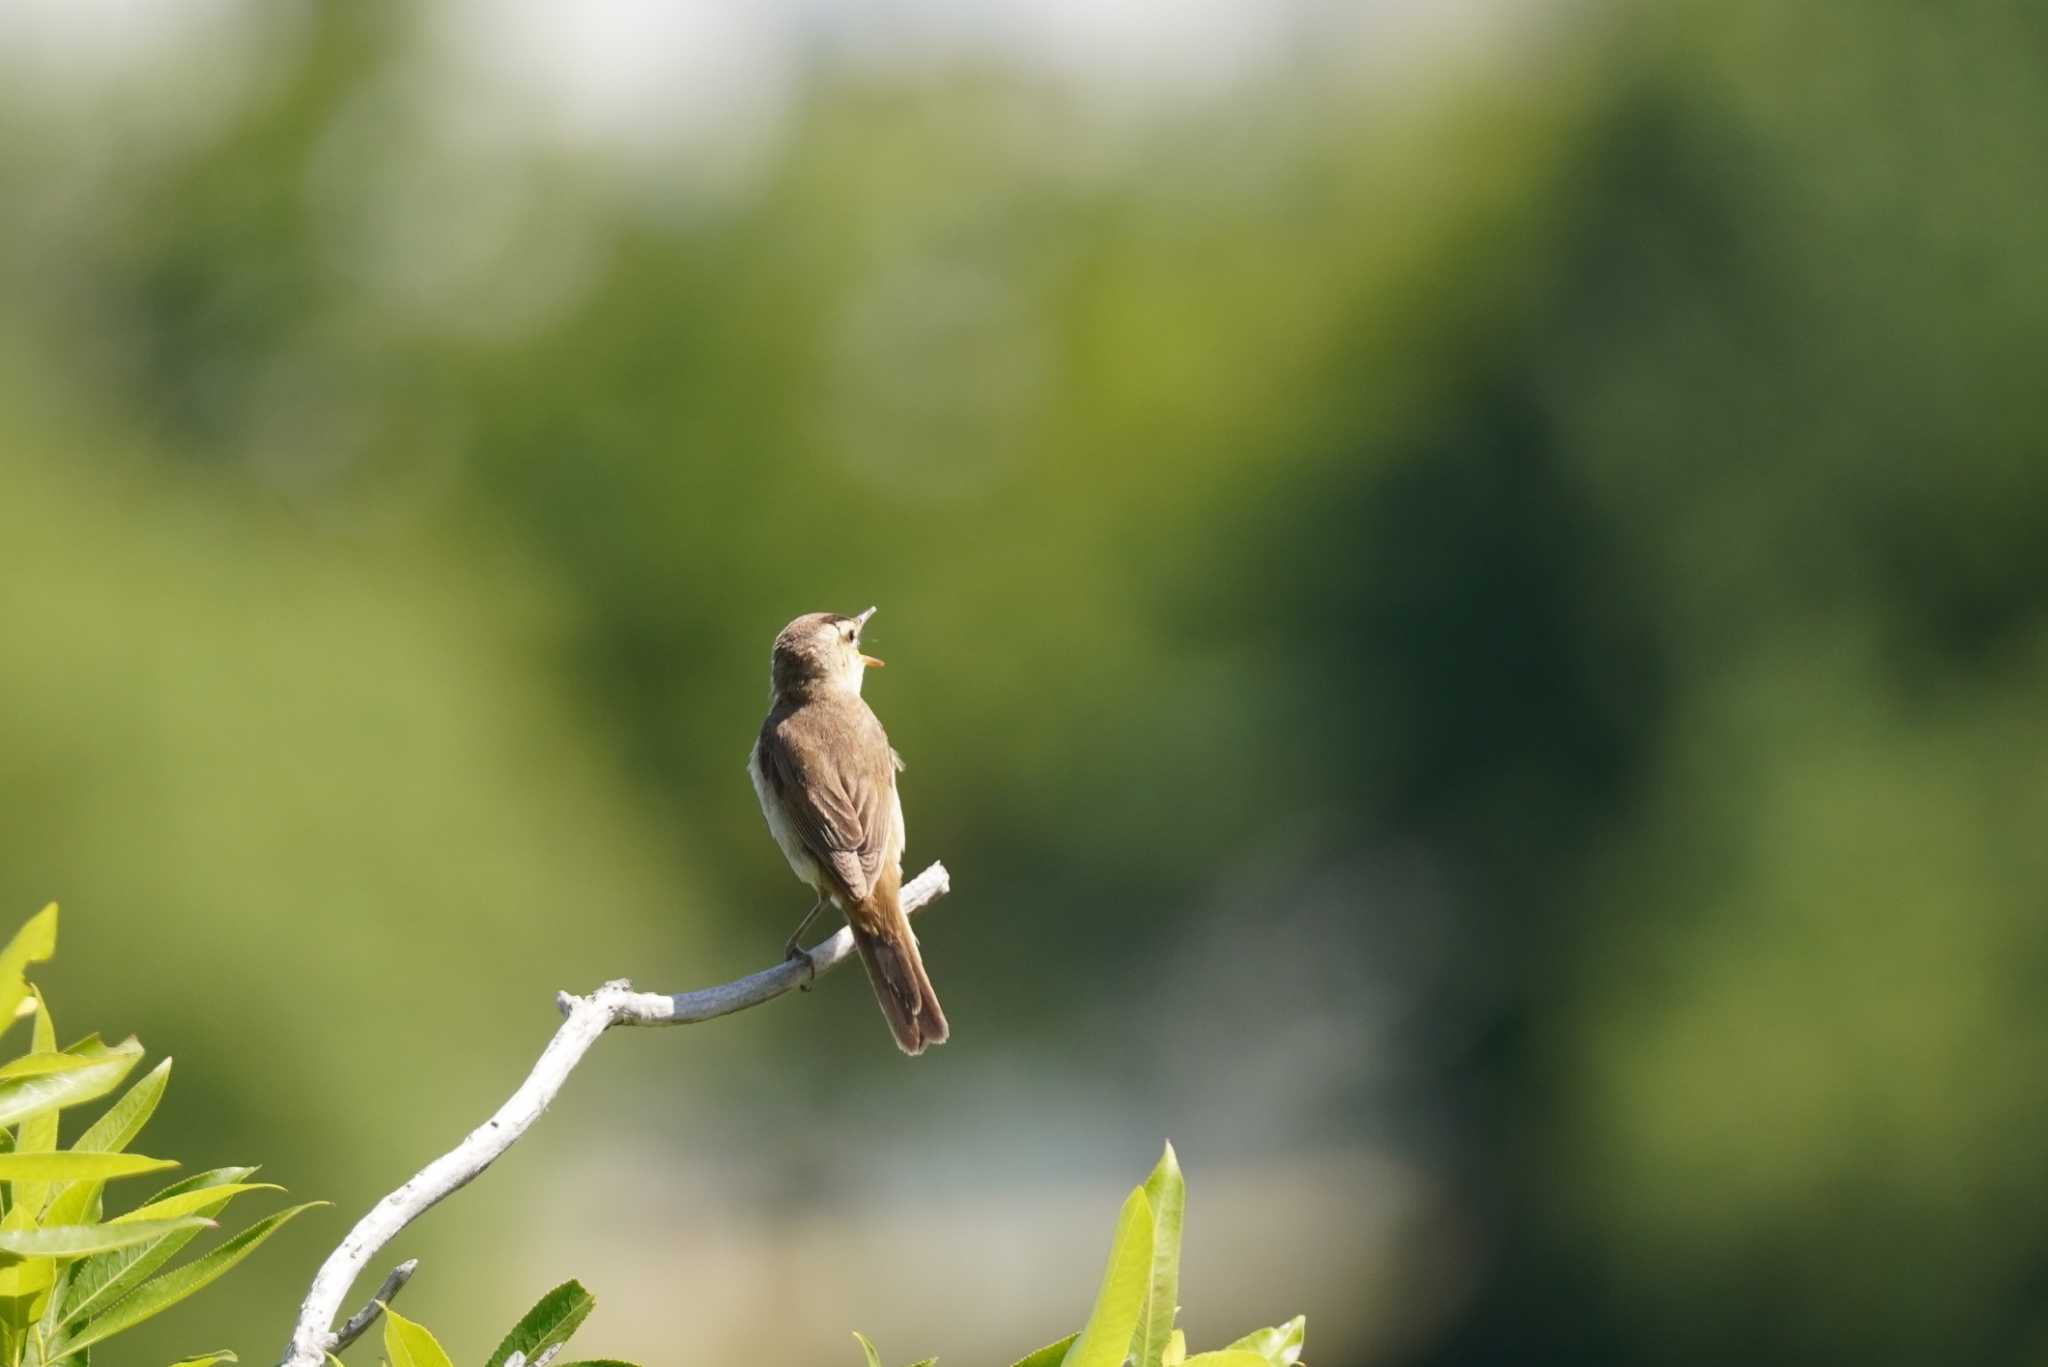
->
[0,906,318,1367]
[359,1280,631,1367]
[860,1144,1305,1367]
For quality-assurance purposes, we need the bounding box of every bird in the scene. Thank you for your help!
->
[747,606,949,1055]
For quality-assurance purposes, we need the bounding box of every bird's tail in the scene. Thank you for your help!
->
[848,865,949,1056]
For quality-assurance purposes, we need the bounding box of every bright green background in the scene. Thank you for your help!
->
[2,2,2044,1364]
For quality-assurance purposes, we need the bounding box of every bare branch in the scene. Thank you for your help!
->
[277,861,952,1367]
[330,1259,418,1355]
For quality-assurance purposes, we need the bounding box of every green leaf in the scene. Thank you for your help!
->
[381,1303,456,1367]
[0,1218,212,1259]
[166,1352,237,1366]
[55,1170,260,1330]
[0,1039,144,1130]
[70,1058,172,1158]
[56,1202,324,1354]
[1133,1142,1185,1367]
[29,997,55,1054]
[484,1279,597,1367]
[848,1333,933,1367]
[113,1184,279,1225]
[0,905,59,1030]
[904,1359,938,1367]
[11,992,63,1221]
[38,1058,176,1234]
[0,1055,105,1083]
[0,1155,176,1183]
[129,1168,261,1207]
[1060,1187,1154,1367]
[1162,1330,1186,1366]
[1180,1354,1270,1367]
[1221,1316,1304,1367]
[1008,1335,1078,1367]
[0,1251,55,1298]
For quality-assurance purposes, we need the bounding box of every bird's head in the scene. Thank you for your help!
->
[770,606,884,699]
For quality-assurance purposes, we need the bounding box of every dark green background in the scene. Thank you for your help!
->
[2,3,2043,1363]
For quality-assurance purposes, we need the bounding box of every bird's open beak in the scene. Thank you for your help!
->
[854,606,882,665]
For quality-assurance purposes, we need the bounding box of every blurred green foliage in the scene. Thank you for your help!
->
[1,0,2044,1363]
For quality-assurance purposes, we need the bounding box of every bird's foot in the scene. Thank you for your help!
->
[784,939,816,991]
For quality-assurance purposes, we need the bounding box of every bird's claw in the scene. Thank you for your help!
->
[784,941,816,991]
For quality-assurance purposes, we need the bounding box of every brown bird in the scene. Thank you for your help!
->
[747,607,948,1054]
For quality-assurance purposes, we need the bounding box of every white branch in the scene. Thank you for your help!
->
[278,862,952,1367]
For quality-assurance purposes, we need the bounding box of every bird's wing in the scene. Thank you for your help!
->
[759,701,899,903]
